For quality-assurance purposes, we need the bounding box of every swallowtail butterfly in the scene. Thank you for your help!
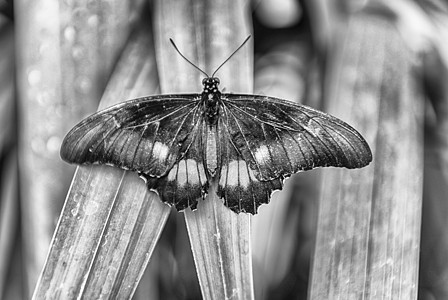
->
[61,36,372,214]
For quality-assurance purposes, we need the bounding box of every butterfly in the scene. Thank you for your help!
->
[61,36,372,214]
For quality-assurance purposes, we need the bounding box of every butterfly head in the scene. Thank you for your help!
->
[202,77,220,94]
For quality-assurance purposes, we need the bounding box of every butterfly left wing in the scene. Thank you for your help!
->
[216,94,372,214]
[61,95,209,211]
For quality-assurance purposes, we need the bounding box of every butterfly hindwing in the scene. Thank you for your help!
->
[217,112,282,214]
[220,94,372,181]
[61,95,202,178]
[140,120,209,211]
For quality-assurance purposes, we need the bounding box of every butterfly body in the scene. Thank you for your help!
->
[202,77,221,125]
[61,76,372,214]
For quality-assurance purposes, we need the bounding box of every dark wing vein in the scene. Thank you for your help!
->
[122,101,195,130]
[268,103,344,165]
[166,105,199,152]
[314,119,365,164]
[219,106,244,158]
[272,126,294,172]
[220,100,265,176]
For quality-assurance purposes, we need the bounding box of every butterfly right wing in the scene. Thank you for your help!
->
[219,94,372,182]
[215,94,372,214]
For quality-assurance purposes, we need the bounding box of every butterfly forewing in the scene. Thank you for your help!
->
[61,95,202,177]
[220,94,372,180]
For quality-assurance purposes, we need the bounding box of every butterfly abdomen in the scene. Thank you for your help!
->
[204,125,219,176]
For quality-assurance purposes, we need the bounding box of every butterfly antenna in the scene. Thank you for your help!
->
[211,35,251,78]
[169,38,210,78]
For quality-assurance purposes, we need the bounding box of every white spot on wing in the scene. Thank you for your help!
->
[152,141,169,161]
[219,165,227,186]
[222,160,255,188]
[226,161,239,186]
[112,116,121,128]
[254,145,270,165]
[176,160,188,186]
[302,121,320,137]
[197,162,207,185]
[186,160,199,184]
[167,159,207,186]
[167,164,178,182]
[238,161,250,188]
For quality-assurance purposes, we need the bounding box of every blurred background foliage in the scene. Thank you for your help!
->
[0,0,447,299]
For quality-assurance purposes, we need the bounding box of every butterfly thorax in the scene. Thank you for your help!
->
[201,77,222,126]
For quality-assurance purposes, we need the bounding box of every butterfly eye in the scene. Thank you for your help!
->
[202,78,208,85]
[214,78,220,85]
